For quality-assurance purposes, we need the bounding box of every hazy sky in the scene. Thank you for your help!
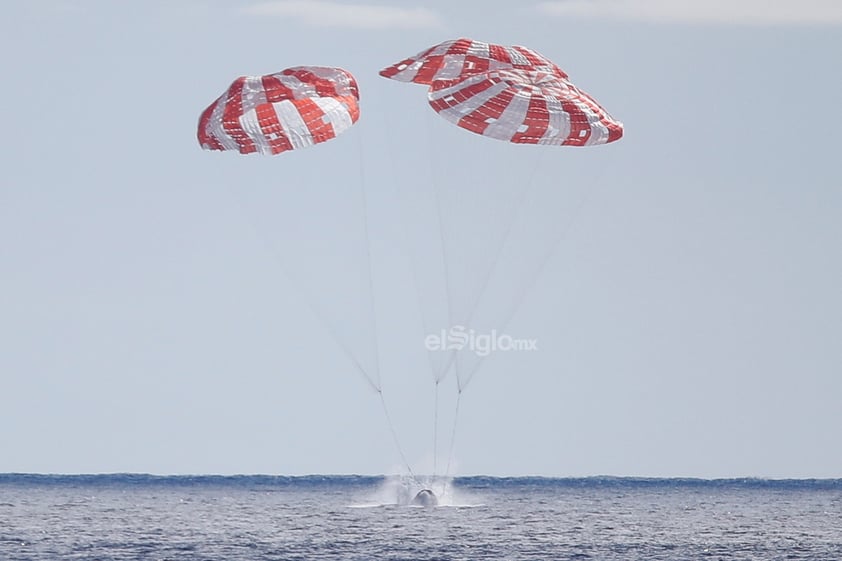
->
[2,0,841,478]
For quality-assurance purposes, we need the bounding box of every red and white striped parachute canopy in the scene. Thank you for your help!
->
[381,38,623,146]
[198,66,360,156]
[428,69,623,146]
[380,38,567,85]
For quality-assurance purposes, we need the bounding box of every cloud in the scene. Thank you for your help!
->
[243,1,442,29]
[536,0,842,26]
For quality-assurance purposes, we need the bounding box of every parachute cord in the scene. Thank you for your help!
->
[442,389,462,494]
[434,149,547,483]
[433,379,439,478]
[381,91,442,385]
[453,148,545,391]
[432,148,545,389]
[464,148,545,329]
[355,128,418,481]
[436,156,613,485]
[422,112,457,383]
[431,140,456,383]
[378,390,418,482]
[459,158,614,389]
[222,184,381,394]
[355,127,382,388]
[392,131,451,384]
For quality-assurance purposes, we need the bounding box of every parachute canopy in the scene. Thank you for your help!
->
[381,39,623,146]
[429,69,623,146]
[198,66,360,156]
[379,38,567,84]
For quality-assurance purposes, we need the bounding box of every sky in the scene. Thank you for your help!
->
[1,0,841,479]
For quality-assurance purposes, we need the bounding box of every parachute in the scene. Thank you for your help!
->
[429,69,623,146]
[198,64,419,479]
[197,66,360,155]
[197,66,382,391]
[381,39,624,485]
[379,38,567,84]
[381,39,622,146]
[380,38,624,384]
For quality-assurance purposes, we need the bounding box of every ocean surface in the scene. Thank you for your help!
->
[1,474,840,560]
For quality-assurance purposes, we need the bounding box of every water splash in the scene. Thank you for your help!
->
[350,475,484,508]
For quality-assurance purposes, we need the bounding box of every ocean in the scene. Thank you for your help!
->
[1,474,840,560]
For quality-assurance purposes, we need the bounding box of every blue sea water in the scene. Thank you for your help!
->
[1,474,840,560]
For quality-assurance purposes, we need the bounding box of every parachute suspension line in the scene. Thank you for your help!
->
[433,379,440,478]
[437,151,596,479]
[432,174,457,381]
[427,114,457,383]
[464,148,546,328]
[380,99,441,483]
[421,113,455,485]
[378,390,418,482]
[460,157,616,388]
[442,388,463,494]
[222,184,380,394]
[378,92,436,381]
[434,148,547,385]
[354,126,382,388]
[354,127,417,479]
[393,109,451,385]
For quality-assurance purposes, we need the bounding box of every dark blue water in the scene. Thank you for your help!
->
[1,474,840,560]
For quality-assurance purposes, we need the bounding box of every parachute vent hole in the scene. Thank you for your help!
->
[397,64,408,70]
[484,117,497,124]
[444,95,456,103]
[516,124,529,133]
[578,130,588,137]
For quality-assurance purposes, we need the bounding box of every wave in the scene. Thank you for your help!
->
[1,473,840,491]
